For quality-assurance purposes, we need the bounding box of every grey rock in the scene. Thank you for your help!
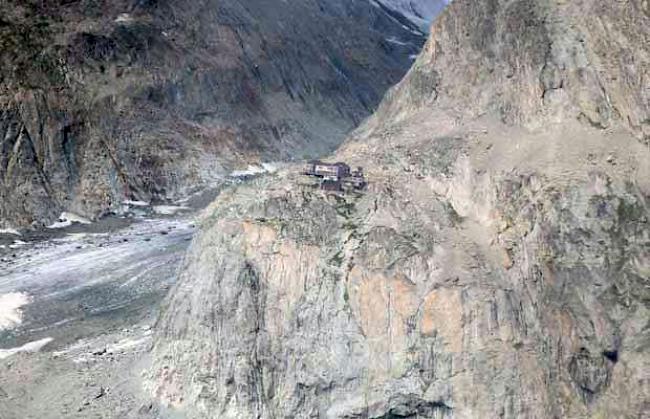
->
[152,0,650,418]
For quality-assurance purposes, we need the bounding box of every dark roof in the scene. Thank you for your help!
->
[321,180,342,190]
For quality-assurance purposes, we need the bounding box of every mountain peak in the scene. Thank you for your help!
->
[375,0,649,139]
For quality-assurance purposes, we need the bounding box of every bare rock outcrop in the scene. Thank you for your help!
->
[152,121,649,418]
[152,0,650,417]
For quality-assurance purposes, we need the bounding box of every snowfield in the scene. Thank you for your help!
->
[375,0,448,33]
[0,216,196,352]
[0,292,31,330]
[0,337,53,359]
[48,212,93,229]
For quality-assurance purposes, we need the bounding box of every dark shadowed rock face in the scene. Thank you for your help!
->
[152,0,650,418]
[0,0,434,228]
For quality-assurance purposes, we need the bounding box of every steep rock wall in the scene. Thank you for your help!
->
[152,0,650,417]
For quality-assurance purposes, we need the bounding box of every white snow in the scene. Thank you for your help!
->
[0,293,31,331]
[48,212,92,229]
[65,334,151,364]
[115,13,134,24]
[230,163,278,178]
[0,228,21,236]
[122,200,150,207]
[375,0,449,33]
[106,335,151,354]
[0,337,54,359]
[9,240,27,249]
[386,36,411,46]
[61,233,90,241]
[152,205,190,215]
[230,165,266,177]
[261,163,278,173]
[48,220,73,229]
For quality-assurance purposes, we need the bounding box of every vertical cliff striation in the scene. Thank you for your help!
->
[152,0,649,418]
[0,0,432,228]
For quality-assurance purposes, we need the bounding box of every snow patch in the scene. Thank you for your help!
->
[48,220,73,229]
[48,212,92,229]
[261,163,278,173]
[0,293,31,331]
[0,337,54,359]
[115,13,134,24]
[385,36,411,46]
[122,200,150,207]
[375,0,448,33]
[230,163,278,178]
[230,165,266,177]
[106,335,151,354]
[9,240,27,249]
[152,205,190,215]
[63,233,89,241]
[0,228,21,236]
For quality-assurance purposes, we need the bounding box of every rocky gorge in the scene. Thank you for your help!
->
[151,0,650,418]
[0,0,434,228]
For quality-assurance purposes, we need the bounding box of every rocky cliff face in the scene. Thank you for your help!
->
[0,0,429,228]
[152,0,649,418]
[376,0,649,136]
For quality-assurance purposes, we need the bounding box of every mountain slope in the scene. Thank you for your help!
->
[0,0,429,228]
[152,0,649,417]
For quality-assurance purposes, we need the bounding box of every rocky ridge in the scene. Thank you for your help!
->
[375,0,649,137]
[152,0,650,418]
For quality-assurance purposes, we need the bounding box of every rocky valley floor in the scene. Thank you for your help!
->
[0,187,227,419]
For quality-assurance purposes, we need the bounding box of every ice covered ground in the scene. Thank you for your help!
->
[0,215,196,353]
[0,292,31,331]
[0,337,54,359]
